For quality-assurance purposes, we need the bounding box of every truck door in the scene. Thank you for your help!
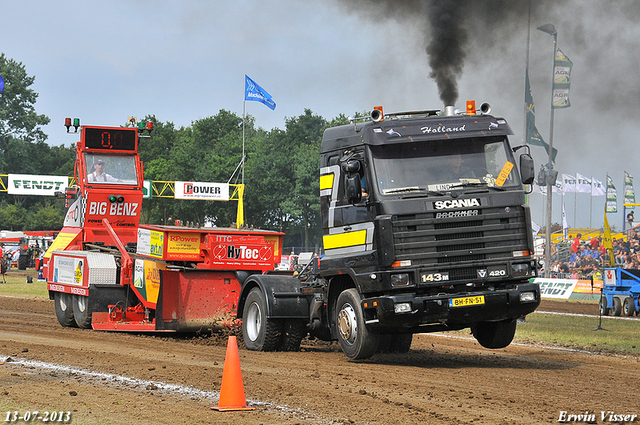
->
[320,151,374,258]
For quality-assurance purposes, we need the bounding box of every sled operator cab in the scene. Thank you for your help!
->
[61,123,148,248]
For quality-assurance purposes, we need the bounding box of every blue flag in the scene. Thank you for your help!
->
[244,75,276,110]
[0,75,4,95]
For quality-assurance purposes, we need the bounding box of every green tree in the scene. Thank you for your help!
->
[0,202,28,231]
[0,53,50,148]
[28,204,64,230]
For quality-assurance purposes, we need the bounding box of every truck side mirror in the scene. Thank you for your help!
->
[519,154,535,185]
[341,160,361,173]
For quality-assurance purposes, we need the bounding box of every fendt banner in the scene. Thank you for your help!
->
[8,174,68,196]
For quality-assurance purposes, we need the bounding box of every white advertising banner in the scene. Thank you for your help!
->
[8,174,68,196]
[534,278,578,299]
[174,181,229,200]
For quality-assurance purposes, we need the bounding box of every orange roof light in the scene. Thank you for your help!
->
[466,100,476,115]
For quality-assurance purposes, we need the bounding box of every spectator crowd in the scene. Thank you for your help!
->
[543,229,640,279]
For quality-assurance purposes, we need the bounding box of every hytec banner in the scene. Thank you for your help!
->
[606,174,617,213]
[624,171,635,210]
[244,75,276,110]
[552,46,573,109]
[174,181,229,200]
[8,174,68,196]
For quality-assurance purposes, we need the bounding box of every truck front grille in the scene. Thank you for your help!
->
[391,206,529,277]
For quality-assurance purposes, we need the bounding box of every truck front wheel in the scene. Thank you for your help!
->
[242,288,283,351]
[471,320,517,349]
[73,295,93,329]
[54,292,78,328]
[335,288,379,360]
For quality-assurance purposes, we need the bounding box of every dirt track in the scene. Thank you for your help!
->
[1,293,639,425]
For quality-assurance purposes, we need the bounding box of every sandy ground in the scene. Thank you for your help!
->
[1,285,639,425]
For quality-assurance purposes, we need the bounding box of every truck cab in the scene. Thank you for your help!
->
[239,103,541,360]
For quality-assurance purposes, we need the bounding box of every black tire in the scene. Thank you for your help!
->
[18,253,28,270]
[335,288,379,360]
[54,292,78,328]
[623,297,635,317]
[73,295,93,329]
[377,333,413,354]
[613,297,622,317]
[282,320,306,352]
[599,297,610,316]
[472,320,517,349]
[242,288,283,351]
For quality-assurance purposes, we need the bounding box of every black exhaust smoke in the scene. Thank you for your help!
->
[425,0,466,106]
[334,0,560,107]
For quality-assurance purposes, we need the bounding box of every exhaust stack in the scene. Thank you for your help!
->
[444,105,456,116]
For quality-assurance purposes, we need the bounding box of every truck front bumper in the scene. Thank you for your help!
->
[361,282,540,331]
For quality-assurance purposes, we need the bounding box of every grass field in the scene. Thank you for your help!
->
[516,313,640,354]
[1,268,638,355]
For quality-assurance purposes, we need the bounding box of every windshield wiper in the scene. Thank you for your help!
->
[382,186,424,194]
[450,181,506,191]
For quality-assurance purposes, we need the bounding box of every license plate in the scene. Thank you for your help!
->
[449,295,485,308]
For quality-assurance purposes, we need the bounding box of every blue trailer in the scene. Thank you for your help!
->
[600,268,640,317]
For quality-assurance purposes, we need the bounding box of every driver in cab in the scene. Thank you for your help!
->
[438,153,476,182]
[87,159,118,182]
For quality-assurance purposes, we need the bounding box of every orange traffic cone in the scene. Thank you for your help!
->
[211,336,255,411]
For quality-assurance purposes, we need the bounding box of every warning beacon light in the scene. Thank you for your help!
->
[138,120,153,137]
[65,117,81,133]
[466,100,476,115]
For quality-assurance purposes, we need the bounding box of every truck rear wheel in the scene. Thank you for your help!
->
[471,320,517,349]
[599,297,610,316]
[613,297,622,316]
[623,297,635,317]
[242,288,283,351]
[73,295,93,329]
[54,292,78,328]
[335,288,379,360]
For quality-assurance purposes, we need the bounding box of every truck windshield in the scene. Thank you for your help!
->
[84,153,138,185]
[370,137,519,194]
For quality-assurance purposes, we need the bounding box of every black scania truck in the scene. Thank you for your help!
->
[238,101,540,359]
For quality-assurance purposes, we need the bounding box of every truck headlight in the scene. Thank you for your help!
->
[519,291,536,303]
[511,263,530,277]
[394,302,412,313]
[390,273,411,287]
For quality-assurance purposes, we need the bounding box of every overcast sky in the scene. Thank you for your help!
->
[2,0,640,230]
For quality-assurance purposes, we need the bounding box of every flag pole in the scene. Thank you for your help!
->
[574,171,577,227]
[242,98,246,186]
[537,23,558,278]
[522,0,532,145]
